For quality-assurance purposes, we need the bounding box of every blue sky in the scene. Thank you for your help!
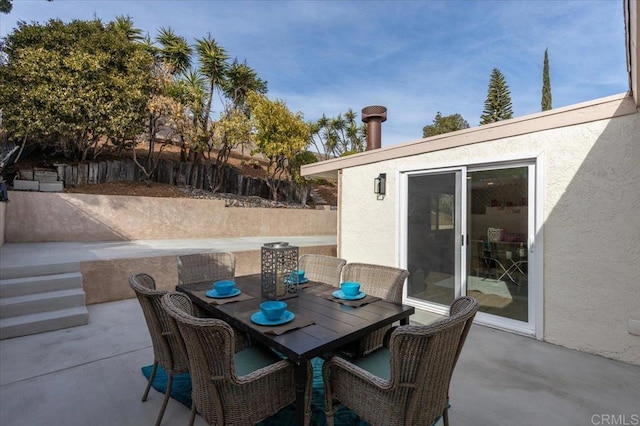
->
[0,0,629,147]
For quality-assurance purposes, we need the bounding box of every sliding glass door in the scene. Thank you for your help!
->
[402,162,537,334]
[405,170,462,310]
[466,166,531,324]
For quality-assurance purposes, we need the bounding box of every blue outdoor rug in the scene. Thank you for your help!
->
[141,357,369,425]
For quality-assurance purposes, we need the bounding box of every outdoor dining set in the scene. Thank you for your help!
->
[129,243,479,426]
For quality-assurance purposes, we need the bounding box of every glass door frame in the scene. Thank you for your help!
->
[398,166,466,317]
[397,154,543,338]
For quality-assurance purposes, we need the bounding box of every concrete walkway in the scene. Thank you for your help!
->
[1,297,638,426]
[0,235,337,271]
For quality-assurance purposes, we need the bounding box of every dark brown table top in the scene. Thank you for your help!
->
[177,274,415,363]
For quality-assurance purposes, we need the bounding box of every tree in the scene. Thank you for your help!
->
[222,58,267,112]
[113,15,143,42]
[196,35,228,138]
[308,109,366,159]
[0,0,12,14]
[422,112,470,137]
[480,68,513,125]
[172,70,208,161]
[247,92,309,200]
[541,48,552,111]
[133,62,186,185]
[208,107,252,192]
[156,27,192,75]
[0,19,153,161]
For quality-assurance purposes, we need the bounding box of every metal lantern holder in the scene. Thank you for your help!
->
[261,242,299,300]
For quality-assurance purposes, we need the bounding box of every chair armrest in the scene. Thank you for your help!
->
[382,326,399,348]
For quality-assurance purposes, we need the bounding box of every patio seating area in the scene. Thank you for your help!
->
[1,295,638,425]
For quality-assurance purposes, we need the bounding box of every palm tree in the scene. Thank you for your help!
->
[156,27,192,76]
[175,70,208,161]
[222,58,267,113]
[195,35,229,134]
[112,15,143,42]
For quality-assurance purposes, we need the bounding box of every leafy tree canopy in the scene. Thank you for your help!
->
[0,0,12,14]
[0,18,153,161]
[480,68,513,125]
[247,92,309,200]
[422,112,470,138]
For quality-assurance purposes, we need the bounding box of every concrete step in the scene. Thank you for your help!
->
[0,306,89,340]
[0,262,81,280]
[0,272,83,298]
[0,288,86,319]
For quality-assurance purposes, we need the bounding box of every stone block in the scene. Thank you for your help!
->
[39,182,64,192]
[33,170,59,183]
[12,180,39,191]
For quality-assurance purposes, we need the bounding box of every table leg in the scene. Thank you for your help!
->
[400,317,410,326]
[294,361,308,426]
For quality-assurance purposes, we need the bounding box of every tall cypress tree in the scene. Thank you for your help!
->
[541,48,552,111]
[480,68,513,125]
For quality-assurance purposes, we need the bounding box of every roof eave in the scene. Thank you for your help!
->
[301,93,637,179]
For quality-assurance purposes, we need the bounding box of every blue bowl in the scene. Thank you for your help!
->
[289,270,305,282]
[260,301,287,321]
[341,281,361,296]
[213,280,235,296]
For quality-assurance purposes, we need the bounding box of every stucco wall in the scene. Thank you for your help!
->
[339,113,640,365]
[4,192,336,242]
[81,245,336,305]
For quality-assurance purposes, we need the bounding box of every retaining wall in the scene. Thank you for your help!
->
[5,191,337,242]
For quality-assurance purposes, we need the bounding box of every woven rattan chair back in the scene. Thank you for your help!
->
[177,252,236,285]
[298,254,346,287]
[341,262,409,303]
[161,292,303,426]
[129,274,191,425]
[341,263,409,355]
[323,296,479,426]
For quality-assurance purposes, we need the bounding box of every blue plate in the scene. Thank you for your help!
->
[205,288,242,299]
[332,290,366,300]
[251,310,295,326]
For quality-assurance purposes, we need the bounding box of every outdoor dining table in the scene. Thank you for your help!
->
[177,274,415,426]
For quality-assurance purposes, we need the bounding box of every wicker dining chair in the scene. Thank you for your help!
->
[341,262,410,356]
[298,254,346,287]
[129,273,191,426]
[161,292,312,426]
[177,252,236,285]
[177,252,249,350]
[322,296,479,426]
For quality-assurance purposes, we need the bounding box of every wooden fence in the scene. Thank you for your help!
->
[56,159,310,204]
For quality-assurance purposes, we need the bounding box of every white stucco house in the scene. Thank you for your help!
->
[302,0,639,366]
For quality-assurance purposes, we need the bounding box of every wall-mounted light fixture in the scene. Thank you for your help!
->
[374,173,386,198]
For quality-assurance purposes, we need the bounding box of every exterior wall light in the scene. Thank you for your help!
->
[374,173,386,198]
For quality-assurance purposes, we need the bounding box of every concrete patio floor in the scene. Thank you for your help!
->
[1,297,638,426]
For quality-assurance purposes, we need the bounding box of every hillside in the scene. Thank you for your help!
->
[12,142,338,205]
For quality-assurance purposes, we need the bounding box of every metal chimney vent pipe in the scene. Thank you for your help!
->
[361,105,387,151]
